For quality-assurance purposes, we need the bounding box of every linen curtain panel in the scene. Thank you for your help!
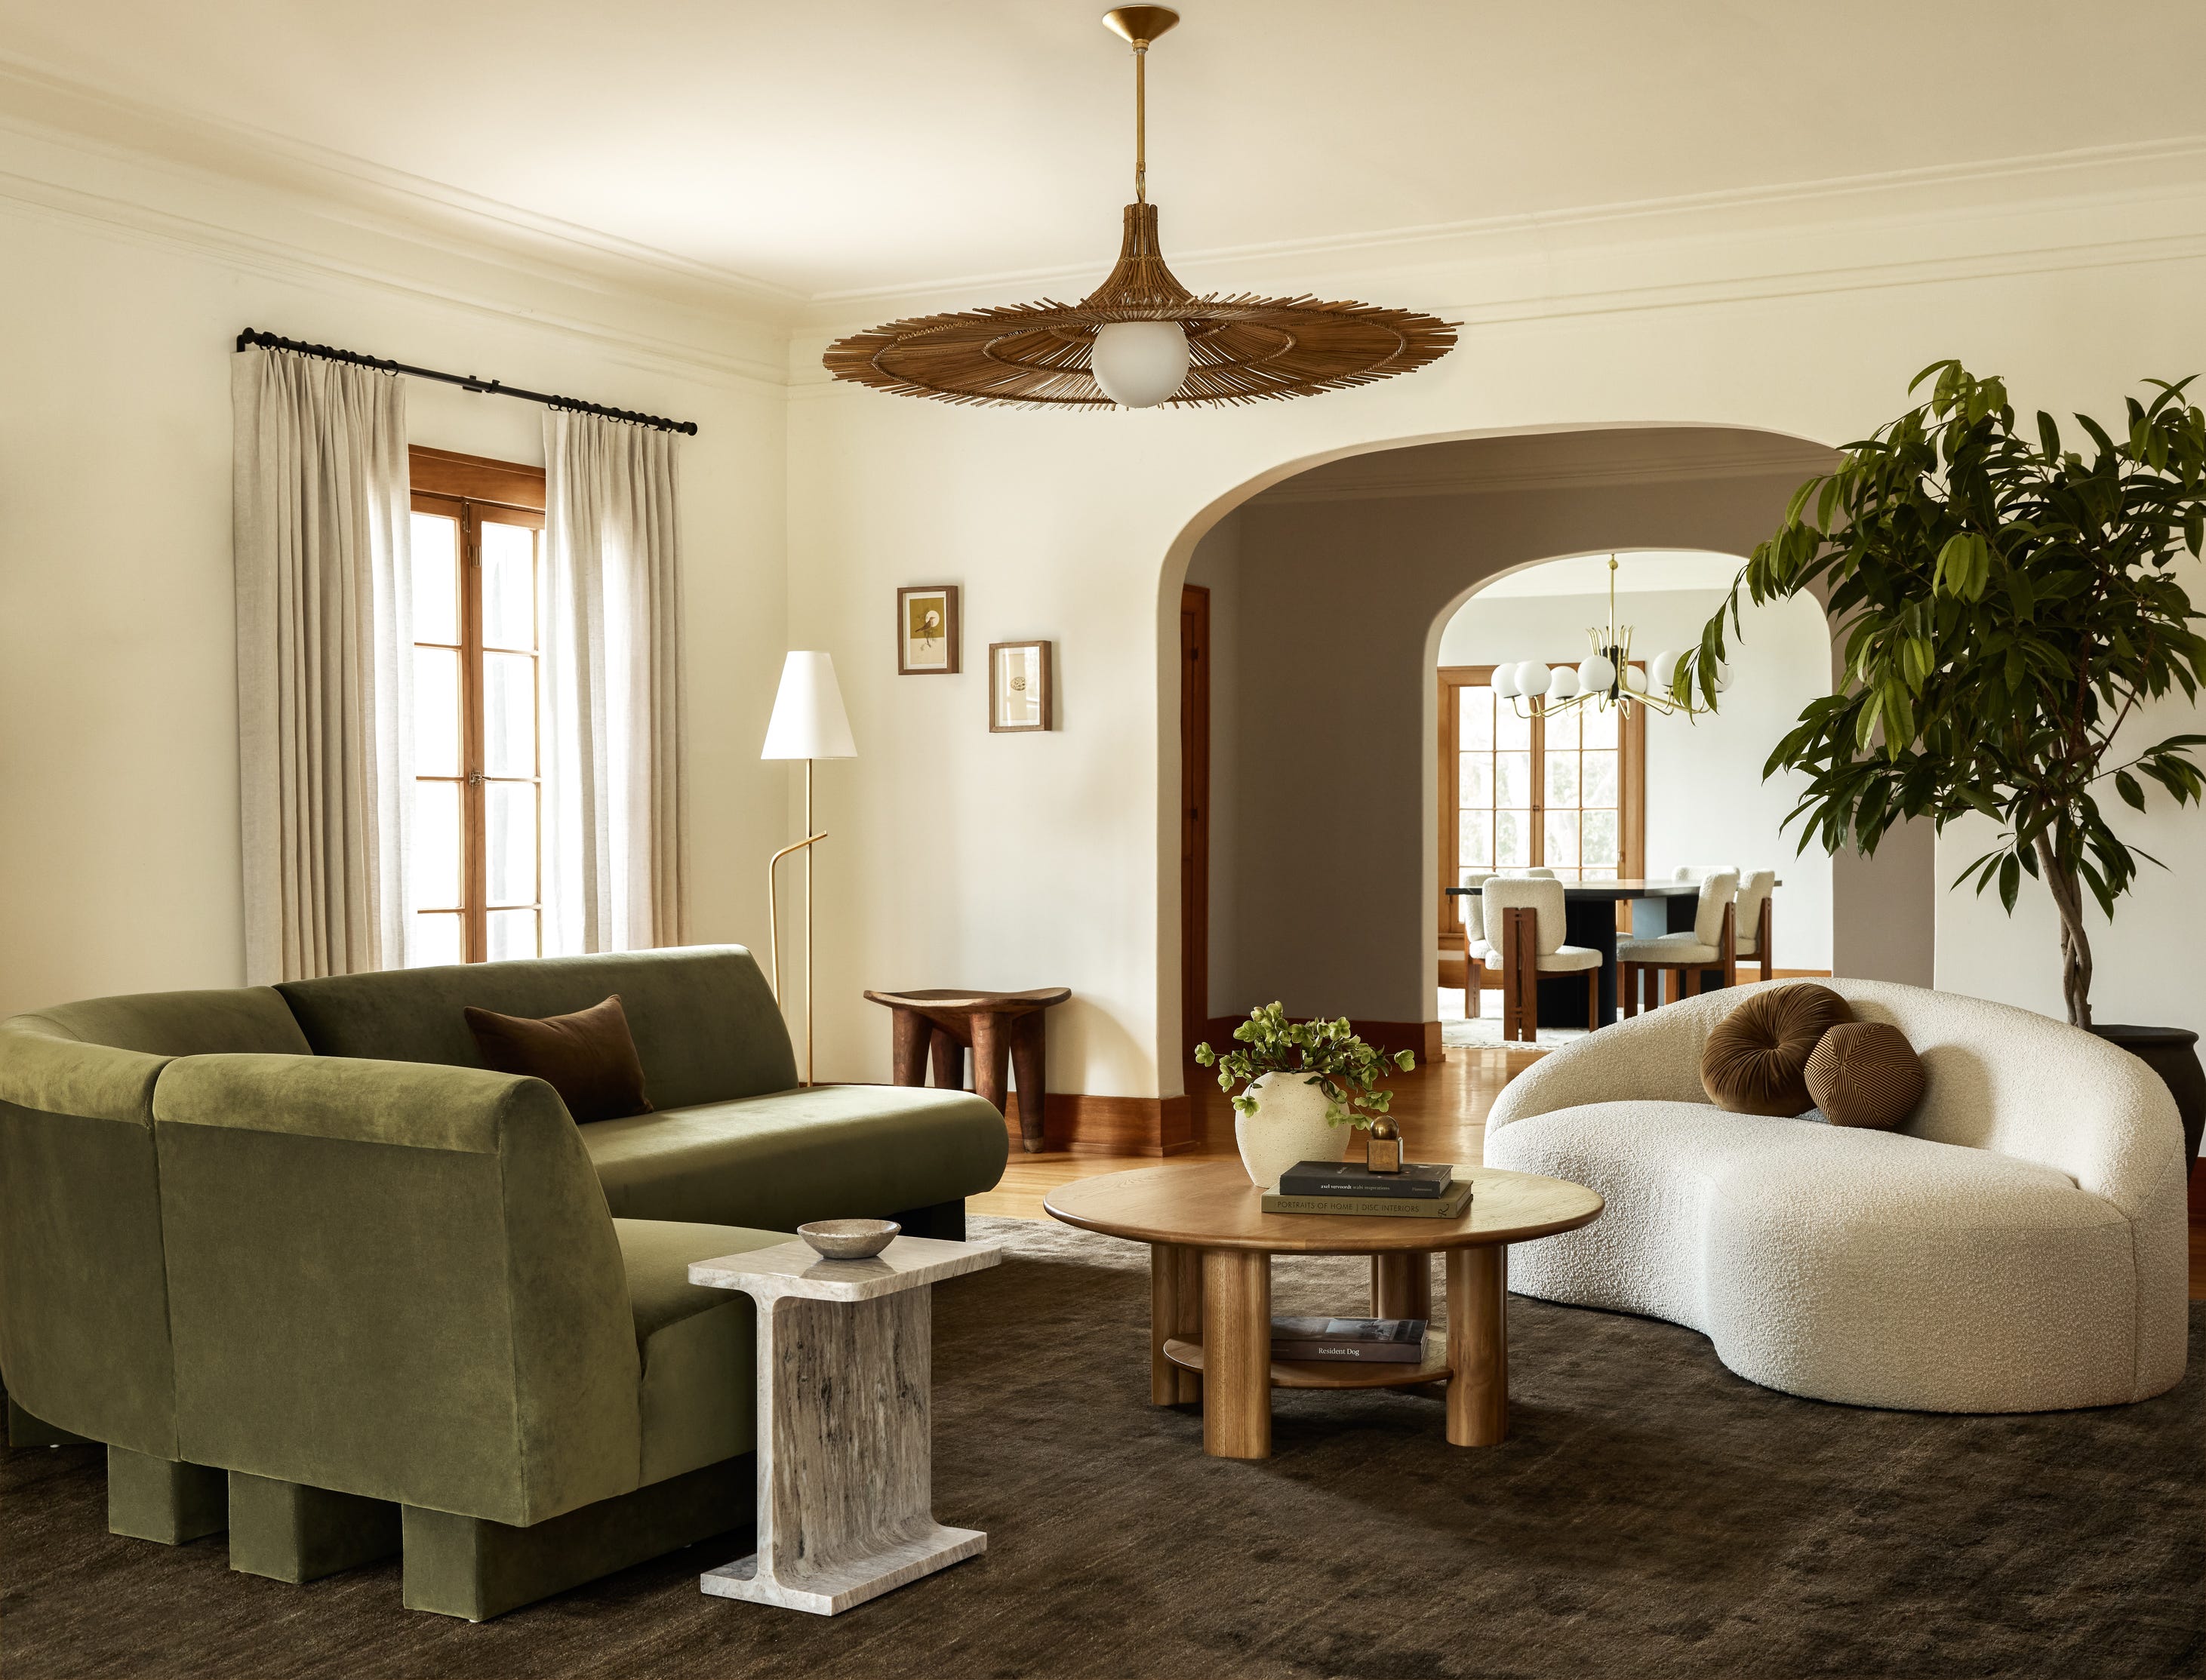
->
[541,410,689,955]
[232,345,413,982]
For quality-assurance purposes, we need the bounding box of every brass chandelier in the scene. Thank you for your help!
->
[1491,555,1726,721]
[823,7,1457,409]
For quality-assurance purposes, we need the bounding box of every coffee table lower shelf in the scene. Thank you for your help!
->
[1160,1336,1451,1391]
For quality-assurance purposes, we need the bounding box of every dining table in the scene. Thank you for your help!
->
[1445,878,1705,1028]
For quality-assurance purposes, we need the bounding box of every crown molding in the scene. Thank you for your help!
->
[798,134,2206,331]
[0,57,807,316]
[0,61,791,388]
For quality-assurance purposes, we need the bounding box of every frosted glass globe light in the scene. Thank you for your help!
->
[1491,666,1521,700]
[1650,651,1681,692]
[1578,654,1616,695]
[1547,666,1580,699]
[1624,664,1648,694]
[1091,321,1191,408]
[1515,661,1549,697]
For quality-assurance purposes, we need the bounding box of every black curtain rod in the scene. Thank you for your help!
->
[235,329,699,436]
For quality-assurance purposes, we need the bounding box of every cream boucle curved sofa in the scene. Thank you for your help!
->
[1484,979,2189,1412]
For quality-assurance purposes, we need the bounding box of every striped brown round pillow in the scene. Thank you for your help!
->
[1804,1021,1925,1130]
[1700,983,1853,1115]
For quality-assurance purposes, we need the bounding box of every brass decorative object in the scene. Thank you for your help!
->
[823,8,1456,408]
[1365,1116,1404,1174]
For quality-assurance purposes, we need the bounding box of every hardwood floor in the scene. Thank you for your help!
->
[973,1049,2206,1301]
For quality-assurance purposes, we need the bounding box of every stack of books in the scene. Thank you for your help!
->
[1260,1159,1470,1218]
[1269,1316,1428,1363]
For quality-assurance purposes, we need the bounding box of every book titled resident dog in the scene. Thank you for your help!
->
[1270,1316,1429,1362]
[1276,1161,1455,1199]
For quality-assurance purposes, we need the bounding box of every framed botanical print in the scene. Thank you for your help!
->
[897,585,960,675]
[989,640,1053,732]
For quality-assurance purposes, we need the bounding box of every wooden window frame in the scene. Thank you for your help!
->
[408,447,548,964]
[1438,663,1647,946]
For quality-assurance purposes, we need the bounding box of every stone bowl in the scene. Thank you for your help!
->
[798,1218,900,1260]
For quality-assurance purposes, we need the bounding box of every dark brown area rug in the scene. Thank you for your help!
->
[3,1215,2199,1680]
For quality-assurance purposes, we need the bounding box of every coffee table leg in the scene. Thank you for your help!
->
[1445,1245,1508,1447]
[1149,1243,1202,1405]
[1201,1248,1271,1460]
[1370,1251,1433,1322]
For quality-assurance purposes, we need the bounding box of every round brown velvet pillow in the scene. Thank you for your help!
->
[1700,983,1854,1115]
[1804,1020,1926,1130]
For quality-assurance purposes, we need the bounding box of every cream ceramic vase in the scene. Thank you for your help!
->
[1235,1070,1347,1190]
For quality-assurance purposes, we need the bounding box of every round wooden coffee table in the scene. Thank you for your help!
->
[1044,1159,1602,1460]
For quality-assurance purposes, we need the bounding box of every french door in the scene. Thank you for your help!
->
[1438,665,1645,946]
[408,449,548,965]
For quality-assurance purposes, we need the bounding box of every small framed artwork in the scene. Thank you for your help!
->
[897,585,960,675]
[989,640,1054,733]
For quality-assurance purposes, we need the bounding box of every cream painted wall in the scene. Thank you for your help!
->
[1436,585,1834,970]
[5,109,2204,1089]
[790,205,2206,1097]
[0,204,789,1017]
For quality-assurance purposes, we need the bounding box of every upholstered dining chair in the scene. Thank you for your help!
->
[1454,872,1494,1017]
[1733,869,1777,983]
[1484,876,1601,1043]
[1617,869,1740,1013]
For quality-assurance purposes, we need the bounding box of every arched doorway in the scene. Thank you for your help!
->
[1159,423,1934,1079]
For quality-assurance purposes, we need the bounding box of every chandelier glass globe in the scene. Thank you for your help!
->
[1090,320,1192,408]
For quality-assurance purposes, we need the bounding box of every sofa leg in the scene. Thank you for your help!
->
[891,1199,967,1242]
[228,1471,401,1583]
[401,1454,753,1621]
[107,1445,227,1544]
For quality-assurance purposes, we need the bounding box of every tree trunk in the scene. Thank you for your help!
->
[2031,832,2094,1029]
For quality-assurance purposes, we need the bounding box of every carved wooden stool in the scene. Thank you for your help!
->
[863,987,1071,1153]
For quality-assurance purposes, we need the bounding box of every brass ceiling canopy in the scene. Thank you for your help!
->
[823,8,1457,409]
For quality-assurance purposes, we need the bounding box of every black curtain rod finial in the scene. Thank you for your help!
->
[234,328,698,435]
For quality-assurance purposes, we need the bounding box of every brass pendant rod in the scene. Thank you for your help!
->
[1134,42,1148,203]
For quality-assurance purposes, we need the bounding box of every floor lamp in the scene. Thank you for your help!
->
[761,651,857,1087]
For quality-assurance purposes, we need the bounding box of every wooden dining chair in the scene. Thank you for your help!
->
[1734,870,1777,983]
[1485,877,1601,1043]
[1617,870,1740,1015]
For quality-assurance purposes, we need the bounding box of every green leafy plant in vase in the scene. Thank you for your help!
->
[1195,1004,1416,1189]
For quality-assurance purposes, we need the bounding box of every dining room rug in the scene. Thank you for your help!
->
[3,1215,2199,1680]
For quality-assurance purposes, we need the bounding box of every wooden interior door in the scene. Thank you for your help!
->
[1180,586,1211,1062]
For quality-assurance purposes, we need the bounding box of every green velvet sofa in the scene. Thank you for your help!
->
[0,946,1007,1618]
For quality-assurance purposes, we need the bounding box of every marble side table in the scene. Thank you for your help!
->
[689,1235,1001,1616]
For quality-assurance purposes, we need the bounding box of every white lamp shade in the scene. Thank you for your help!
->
[1546,666,1580,699]
[1577,654,1615,694]
[761,651,857,760]
[1091,321,1191,408]
[1491,665,1521,699]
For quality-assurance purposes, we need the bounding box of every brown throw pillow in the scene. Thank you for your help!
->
[463,994,653,1124]
[1804,1020,1926,1131]
[1700,983,1854,1116]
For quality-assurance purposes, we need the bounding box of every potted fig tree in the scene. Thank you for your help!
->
[1195,1005,1416,1189]
[1678,360,2206,1170]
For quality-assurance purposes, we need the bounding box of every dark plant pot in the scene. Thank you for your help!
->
[2088,1024,2205,1174]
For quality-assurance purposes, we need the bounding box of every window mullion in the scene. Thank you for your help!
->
[463,503,488,964]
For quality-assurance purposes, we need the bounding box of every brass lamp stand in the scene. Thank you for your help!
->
[760,653,857,1087]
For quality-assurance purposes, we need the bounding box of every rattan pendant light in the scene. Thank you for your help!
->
[823,7,1457,409]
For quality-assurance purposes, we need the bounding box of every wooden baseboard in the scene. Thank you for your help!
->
[1005,1091,1195,1158]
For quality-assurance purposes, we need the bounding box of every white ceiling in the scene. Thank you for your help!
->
[5,0,2202,301]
